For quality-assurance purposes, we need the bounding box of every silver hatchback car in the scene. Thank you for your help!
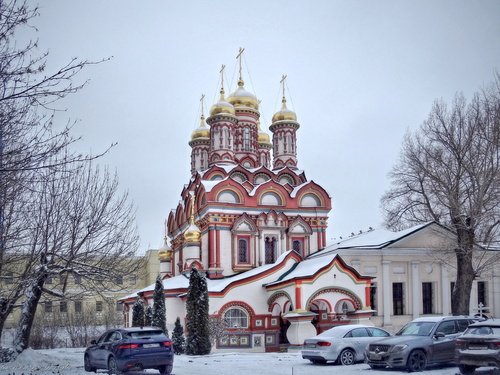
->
[302,324,391,365]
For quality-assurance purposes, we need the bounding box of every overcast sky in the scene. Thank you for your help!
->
[25,0,500,251]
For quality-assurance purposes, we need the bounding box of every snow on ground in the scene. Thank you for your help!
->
[1,347,499,375]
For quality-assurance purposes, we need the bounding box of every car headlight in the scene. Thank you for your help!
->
[391,344,408,352]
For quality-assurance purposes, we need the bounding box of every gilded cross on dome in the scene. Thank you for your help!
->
[236,47,245,83]
[219,64,226,93]
[200,94,205,118]
[280,74,288,103]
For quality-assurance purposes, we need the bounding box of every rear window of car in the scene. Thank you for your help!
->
[456,320,470,332]
[465,326,500,335]
[126,330,164,339]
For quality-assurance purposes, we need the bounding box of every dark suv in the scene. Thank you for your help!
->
[366,316,479,372]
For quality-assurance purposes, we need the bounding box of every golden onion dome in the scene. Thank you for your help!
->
[158,238,172,262]
[184,223,201,242]
[272,97,297,123]
[210,89,235,116]
[184,192,201,242]
[256,120,271,145]
[227,79,259,110]
[191,115,210,141]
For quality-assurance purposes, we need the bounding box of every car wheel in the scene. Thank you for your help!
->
[108,356,121,375]
[406,350,426,372]
[84,354,96,372]
[339,349,355,365]
[458,364,477,375]
[310,359,327,364]
[159,364,173,375]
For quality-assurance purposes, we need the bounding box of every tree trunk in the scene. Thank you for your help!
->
[13,271,47,353]
[451,218,476,315]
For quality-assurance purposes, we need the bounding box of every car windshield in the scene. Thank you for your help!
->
[465,326,500,336]
[396,322,436,336]
[126,330,164,339]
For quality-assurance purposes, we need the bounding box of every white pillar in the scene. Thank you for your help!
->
[411,261,420,319]
[493,275,500,318]
[441,263,450,315]
[382,260,391,326]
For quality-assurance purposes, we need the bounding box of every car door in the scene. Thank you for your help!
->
[432,320,459,363]
[346,328,372,361]
[94,331,115,367]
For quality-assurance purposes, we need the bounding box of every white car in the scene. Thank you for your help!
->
[302,324,391,365]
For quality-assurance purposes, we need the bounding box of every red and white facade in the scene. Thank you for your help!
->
[121,74,373,352]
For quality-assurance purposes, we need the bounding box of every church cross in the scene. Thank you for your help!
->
[200,94,205,117]
[280,74,287,101]
[236,47,245,81]
[219,64,226,91]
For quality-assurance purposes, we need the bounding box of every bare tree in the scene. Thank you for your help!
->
[382,76,500,315]
[0,0,109,344]
[12,161,140,354]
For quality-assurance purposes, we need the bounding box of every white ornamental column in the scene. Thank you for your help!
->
[382,260,391,326]
[283,310,317,345]
[411,261,420,319]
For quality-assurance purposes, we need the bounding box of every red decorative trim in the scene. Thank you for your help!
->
[267,291,293,312]
[218,300,256,318]
[307,288,362,310]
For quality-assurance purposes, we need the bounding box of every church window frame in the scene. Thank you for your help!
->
[243,128,250,151]
[264,236,278,264]
[224,307,249,329]
[291,237,304,257]
[236,235,250,264]
[217,189,241,204]
[299,193,322,207]
[259,191,283,206]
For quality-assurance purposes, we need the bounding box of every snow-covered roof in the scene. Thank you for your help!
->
[201,177,229,192]
[120,251,296,300]
[265,252,338,286]
[290,181,310,198]
[319,222,433,254]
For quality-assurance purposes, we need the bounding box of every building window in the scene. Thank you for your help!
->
[265,237,277,264]
[292,239,303,256]
[75,300,82,313]
[4,271,13,284]
[44,301,53,313]
[478,281,487,307]
[96,301,103,312]
[115,276,123,285]
[74,274,81,284]
[260,192,282,206]
[116,302,123,312]
[243,128,250,151]
[392,282,404,315]
[422,282,434,314]
[60,301,67,313]
[238,238,249,263]
[370,282,377,316]
[46,275,53,284]
[224,308,248,329]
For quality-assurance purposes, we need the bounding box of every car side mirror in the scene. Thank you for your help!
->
[91,339,97,345]
[434,332,445,339]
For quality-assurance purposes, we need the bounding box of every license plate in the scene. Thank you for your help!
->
[143,343,160,348]
[370,353,382,360]
[469,345,487,350]
[305,344,316,349]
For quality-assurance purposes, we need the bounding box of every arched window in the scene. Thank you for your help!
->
[265,236,277,264]
[243,128,250,151]
[218,190,240,203]
[238,238,249,263]
[292,239,303,254]
[300,193,321,207]
[224,308,248,328]
[211,174,223,181]
[260,192,282,206]
[254,174,270,184]
[278,175,294,185]
[231,173,247,183]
